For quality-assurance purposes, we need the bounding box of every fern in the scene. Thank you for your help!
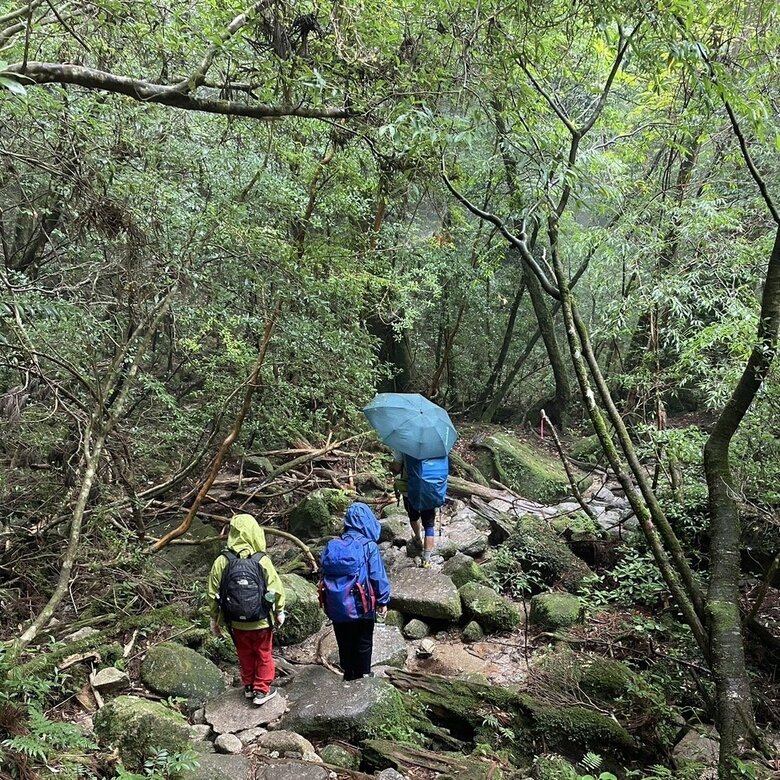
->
[581,752,604,772]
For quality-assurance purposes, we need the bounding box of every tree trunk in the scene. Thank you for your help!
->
[703,226,780,777]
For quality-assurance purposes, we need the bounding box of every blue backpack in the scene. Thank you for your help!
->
[319,537,376,622]
[406,455,449,511]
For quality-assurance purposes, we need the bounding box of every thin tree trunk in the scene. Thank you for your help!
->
[703,226,780,776]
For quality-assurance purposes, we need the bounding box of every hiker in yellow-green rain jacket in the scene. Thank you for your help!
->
[208,514,286,706]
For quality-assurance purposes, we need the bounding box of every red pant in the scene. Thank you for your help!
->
[232,627,274,693]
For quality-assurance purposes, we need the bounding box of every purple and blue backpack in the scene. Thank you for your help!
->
[319,537,376,622]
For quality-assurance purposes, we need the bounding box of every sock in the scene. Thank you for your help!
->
[423,549,432,562]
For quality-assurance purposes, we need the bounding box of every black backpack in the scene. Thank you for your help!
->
[218,550,270,623]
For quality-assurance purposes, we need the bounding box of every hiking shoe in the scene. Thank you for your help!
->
[244,685,253,699]
[253,688,278,706]
[420,559,432,569]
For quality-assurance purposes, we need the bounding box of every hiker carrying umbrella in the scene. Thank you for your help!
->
[363,393,457,568]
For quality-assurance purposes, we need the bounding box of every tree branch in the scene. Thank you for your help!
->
[6,62,354,120]
[441,161,560,299]
[172,0,271,94]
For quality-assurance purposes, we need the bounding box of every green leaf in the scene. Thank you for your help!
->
[0,75,27,96]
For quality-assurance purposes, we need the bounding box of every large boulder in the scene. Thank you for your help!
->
[205,687,287,735]
[93,695,191,770]
[508,515,592,591]
[379,516,411,545]
[442,552,489,589]
[281,666,414,742]
[476,432,590,504]
[322,625,408,669]
[440,518,489,557]
[389,568,462,622]
[458,582,522,634]
[530,592,583,631]
[276,573,325,645]
[140,642,225,702]
[289,488,351,539]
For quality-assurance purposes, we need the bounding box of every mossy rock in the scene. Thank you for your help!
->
[579,656,634,700]
[93,695,191,770]
[475,433,590,504]
[140,642,225,702]
[509,516,592,591]
[282,667,416,743]
[200,635,238,664]
[159,516,224,575]
[276,573,325,645]
[442,552,489,589]
[319,744,361,770]
[569,434,605,465]
[524,695,635,754]
[550,512,604,541]
[529,593,583,631]
[402,619,430,640]
[385,609,405,628]
[289,488,352,539]
[462,621,484,643]
[459,582,522,634]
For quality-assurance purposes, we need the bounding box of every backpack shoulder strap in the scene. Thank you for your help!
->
[222,549,238,562]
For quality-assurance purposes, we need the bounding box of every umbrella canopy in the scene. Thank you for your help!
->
[363,393,458,460]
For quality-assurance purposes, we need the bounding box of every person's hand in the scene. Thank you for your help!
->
[210,618,222,637]
[377,605,388,619]
[276,611,286,627]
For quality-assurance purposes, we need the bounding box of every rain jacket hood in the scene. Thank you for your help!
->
[227,513,267,556]
[343,502,380,542]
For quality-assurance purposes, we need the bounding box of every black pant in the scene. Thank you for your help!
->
[403,496,436,529]
[333,619,374,680]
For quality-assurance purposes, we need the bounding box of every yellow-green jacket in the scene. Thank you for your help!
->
[208,514,285,631]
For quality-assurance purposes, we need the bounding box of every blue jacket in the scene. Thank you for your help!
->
[342,502,391,609]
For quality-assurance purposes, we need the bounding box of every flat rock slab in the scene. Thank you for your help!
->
[322,625,408,669]
[186,753,251,780]
[389,568,462,621]
[440,519,489,557]
[280,666,409,742]
[206,688,287,734]
[256,761,328,780]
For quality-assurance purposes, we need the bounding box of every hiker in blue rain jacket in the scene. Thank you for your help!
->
[319,502,391,680]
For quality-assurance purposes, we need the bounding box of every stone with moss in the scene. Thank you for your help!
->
[459,582,522,634]
[319,744,361,770]
[289,488,352,539]
[550,512,604,541]
[200,635,238,664]
[93,695,192,770]
[578,656,634,700]
[529,593,583,631]
[525,696,635,754]
[276,573,325,645]
[475,433,591,504]
[159,516,224,576]
[384,609,404,627]
[140,642,225,702]
[281,666,416,743]
[508,516,592,591]
[462,621,484,643]
[442,552,489,589]
[183,753,251,780]
[570,434,605,465]
[403,619,430,640]
[380,516,410,544]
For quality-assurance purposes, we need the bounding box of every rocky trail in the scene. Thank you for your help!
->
[85,442,665,780]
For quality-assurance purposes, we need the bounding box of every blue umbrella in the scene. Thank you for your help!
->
[363,393,458,460]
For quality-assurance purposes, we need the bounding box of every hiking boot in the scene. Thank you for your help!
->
[420,558,432,569]
[253,688,278,706]
[244,685,253,699]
